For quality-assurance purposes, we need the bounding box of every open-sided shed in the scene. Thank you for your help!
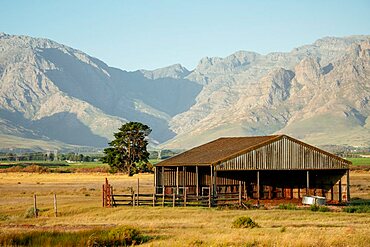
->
[155,135,350,205]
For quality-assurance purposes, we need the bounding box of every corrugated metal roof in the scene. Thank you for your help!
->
[156,135,281,166]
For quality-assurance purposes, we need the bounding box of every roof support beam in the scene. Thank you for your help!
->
[306,170,310,195]
[183,166,186,195]
[339,178,342,203]
[257,171,260,201]
[176,167,179,195]
[196,166,199,198]
[346,169,350,202]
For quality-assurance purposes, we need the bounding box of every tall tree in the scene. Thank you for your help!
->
[103,122,151,176]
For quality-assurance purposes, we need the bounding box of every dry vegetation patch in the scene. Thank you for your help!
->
[0,172,369,246]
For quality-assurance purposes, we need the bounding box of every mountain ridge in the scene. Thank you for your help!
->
[0,33,369,150]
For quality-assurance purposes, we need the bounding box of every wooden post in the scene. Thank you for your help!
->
[339,179,342,203]
[132,189,135,207]
[184,187,187,207]
[208,187,211,208]
[161,166,165,196]
[346,170,350,202]
[183,166,186,195]
[214,169,217,197]
[330,184,334,201]
[102,184,105,207]
[176,167,179,195]
[162,186,165,207]
[110,186,114,207]
[306,171,310,195]
[196,166,199,198]
[33,194,38,218]
[298,187,301,199]
[106,184,111,207]
[210,165,213,201]
[153,186,156,207]
[243,181,247,200]
[137,178,140,206]
[53,193,57,217]
[154,166,157,193]
[173,193,176,207]
[238,181,242,205]
[256,171,260,201]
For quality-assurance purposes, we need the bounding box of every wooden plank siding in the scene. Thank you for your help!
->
[216,136,348,171]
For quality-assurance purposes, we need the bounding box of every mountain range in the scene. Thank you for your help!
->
[0,33,369,151]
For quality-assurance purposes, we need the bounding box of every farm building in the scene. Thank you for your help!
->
[154,135,350,205]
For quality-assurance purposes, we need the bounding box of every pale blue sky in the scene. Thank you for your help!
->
[1,0,370,71]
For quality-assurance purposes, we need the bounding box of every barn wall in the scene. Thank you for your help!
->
[216,136,348,171]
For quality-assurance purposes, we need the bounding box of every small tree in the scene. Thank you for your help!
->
[103,122,151,176]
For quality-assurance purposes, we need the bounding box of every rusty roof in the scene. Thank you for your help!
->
[156,135,282,166]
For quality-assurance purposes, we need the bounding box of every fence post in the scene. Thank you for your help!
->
[208,187,211,208]
[102,184,105,207]
[184,187,187,207]
[153,186,156,207]
[238,181,242,206]
[137,178,140,206]
[33,194,38,218]
[54,193,57,217]
[110,186,114,207]
[162,186,165,207]
[173,193,176,207]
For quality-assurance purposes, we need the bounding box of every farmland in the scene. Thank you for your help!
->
[0,171,369,246]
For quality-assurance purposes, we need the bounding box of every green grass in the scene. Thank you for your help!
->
[0,226,150,247]
[278,203,298,210]
[347,157,370,166]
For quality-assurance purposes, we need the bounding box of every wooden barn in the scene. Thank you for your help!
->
[154,135,350,206]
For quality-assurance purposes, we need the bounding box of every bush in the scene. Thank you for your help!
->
[318,206,330,212]
[88,226,150,246]
[278,203,297,210]
[232,216,259,228]
[24,207,38,218]
[343,205,370,213]
[310,205,330,212]
[0,214,9,221]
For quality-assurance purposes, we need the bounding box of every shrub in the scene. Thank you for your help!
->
[318,206,330,212]
[343,205,370,213]
[0,214,9,221]
[87,226,150,246]
[278,203,297,210]
[24,207,38,218]
[310,205,330,212]
[232,216,259,228]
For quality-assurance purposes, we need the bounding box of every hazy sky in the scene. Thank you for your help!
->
[1,1,370,71]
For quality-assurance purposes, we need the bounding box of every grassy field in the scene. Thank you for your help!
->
[0,172,370,246]
[347,157,370,166]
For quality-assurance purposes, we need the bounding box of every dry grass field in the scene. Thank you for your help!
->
[0,172,369,246]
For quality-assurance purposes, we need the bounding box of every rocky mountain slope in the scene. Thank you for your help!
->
[0,33,201,148]
[165,36,370,149]
[0,33,369,150]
